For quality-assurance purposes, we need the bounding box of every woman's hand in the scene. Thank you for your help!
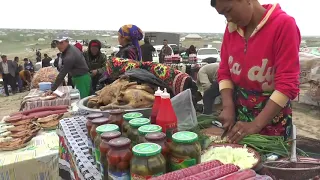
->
[218,107,236,131]
[227,121,262,143]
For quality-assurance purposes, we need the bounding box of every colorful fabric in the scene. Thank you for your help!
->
[218,3,300,100]
[105,57,191,95]
[235,87,292,138]
[72,73,91,98]
[118,24,143,61]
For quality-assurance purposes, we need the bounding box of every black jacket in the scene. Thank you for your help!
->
[140,43,155,62]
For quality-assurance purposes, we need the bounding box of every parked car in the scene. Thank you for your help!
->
[197,48,220,63]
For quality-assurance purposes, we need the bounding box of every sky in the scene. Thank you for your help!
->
[0,0,319,36]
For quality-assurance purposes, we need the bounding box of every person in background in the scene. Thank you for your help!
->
[83,39,107,92]
[197,61,220,115]
[211,0,300,142]
[42,53,52,68]
[74,41,83,52]
[23,58,34,73]
[159,39,172,63]
[47,37,90,98]
[0,55,17,96]
[186,45,197,56]
[14,57,23,92]
[116,24,143,60]
[140,37,155,62]
[36,50,41,62]
[53,53,62,71]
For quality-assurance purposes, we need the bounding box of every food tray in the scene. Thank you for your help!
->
[77,95,152,117]
[202,143,261,169]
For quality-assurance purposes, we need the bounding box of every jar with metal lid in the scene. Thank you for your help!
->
[107,137,132,180]
[94,124,119,171]
[108,109,125,130]
[86,113,104,155]
[169,131,201,171]
[131,143,166,179]
[100,131,121,180]
[128,118,150,146]
[90,117,111,163]
[122,112,143,137]
[137,124,162,144]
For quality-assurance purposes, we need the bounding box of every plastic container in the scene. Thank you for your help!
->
[131,143,166,179]
[86,113,104,155]
[108,109,125,130]
[100,131,121,180]
[169,131,201,171]
[94,124,119,171]
[90,117,111,163]
[107,137,133,180]
[39,82,52,91]
[156,88,178,142]
[145,132,170,171]
[137,124,162,144]
[128,118,151,146]
[150,87,163,124]
[122,112,143,137]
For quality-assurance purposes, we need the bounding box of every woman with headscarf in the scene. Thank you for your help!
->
[186,45,197,56]
[116,24,143,61]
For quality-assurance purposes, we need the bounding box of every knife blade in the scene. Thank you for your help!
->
[220,129,228,139]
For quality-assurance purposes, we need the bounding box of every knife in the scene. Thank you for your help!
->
[220,129,228,139]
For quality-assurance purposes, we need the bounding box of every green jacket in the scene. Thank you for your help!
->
[83,51,107,74]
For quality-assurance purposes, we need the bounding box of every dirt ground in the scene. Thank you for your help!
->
[0,91,319,139]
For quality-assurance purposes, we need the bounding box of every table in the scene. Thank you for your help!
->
[58,116,101,180]
[0,130,59,180]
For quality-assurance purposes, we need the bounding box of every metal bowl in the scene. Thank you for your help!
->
[77,96,152,117]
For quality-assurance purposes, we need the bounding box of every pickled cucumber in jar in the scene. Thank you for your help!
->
[127,118,150,146]
[137,124,162,144]
[131,143,166,179]
[122,112,143,137]
[169,131,201,171]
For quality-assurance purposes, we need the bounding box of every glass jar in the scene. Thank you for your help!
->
[128,118,150,146]
[131,143,166,179]
[137,124,162,144]
[145,132,169,168]
[107,137,133,180]
[100,131,121,180]
[86,113,104,155]
[108,109,125,130]
[122,112,143,137]
[95,124,119,171]
[169,131,201,171]
[90,117,111,163]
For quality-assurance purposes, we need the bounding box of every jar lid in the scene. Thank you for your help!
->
[86,113,104,120]
[138,125,162,135]
[172,131,198,143]
[123,112,143,121]
[145,132,166,141]
[108,137,131,148]
[91,117,110,125]
[109,109,125,115]
[129,118,150,128]
[132,143,161,157]
[96,124,119,134]
[101,131,121,141]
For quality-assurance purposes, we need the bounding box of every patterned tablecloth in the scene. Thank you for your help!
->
[58,116,101,180]
[21,86,72,111]
[0,130,59,180]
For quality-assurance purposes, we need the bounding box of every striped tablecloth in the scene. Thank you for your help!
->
[58,116,101,180]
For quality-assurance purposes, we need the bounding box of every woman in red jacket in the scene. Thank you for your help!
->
[211,0,300,143]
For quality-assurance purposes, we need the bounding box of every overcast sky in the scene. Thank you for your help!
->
[0,0,318,35]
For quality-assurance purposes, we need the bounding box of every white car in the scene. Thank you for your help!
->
[197,48,220,63]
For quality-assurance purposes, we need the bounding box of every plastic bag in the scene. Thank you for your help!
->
[171,89,198,131]
[31,67,59,88]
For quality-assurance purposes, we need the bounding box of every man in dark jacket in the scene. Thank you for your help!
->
[47,37,90,98]
[83,39,107,92]
[140,37,155,62]
[42,54,52,67]
[0,55,17,96]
